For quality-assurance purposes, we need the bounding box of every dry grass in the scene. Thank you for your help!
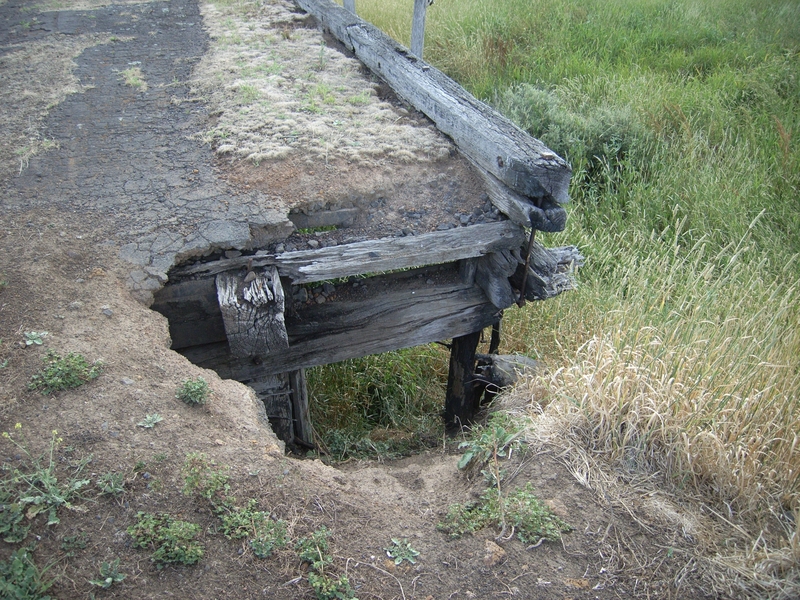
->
[190,0,452,165]
[0,34,116,181]
[509,227,800,598]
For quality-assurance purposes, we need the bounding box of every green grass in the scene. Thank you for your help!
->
[307,345,448,460]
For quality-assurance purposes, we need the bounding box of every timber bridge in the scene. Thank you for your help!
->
[147,0,583,447]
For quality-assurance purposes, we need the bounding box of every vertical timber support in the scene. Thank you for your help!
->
[343,0,355,14]
[410,0,428,58]
[289,369,313,447]
[444,329,482,431]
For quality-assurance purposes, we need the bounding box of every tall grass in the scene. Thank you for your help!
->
[321,0,800,594]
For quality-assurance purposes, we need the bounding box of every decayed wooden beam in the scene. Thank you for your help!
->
[511,244,584,301]
[216,266,289,359]
[475,249,521,309]
[293,0,571,203]
[444,330,482,430]
[171,221,525,284]
[479,165,567,231]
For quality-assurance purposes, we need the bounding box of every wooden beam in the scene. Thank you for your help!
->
[293,0,571,203]
[289,369,313,446]
[177,272,501,377]
[511,243,584,301]
[170,221,525,285]
[444,330,482,431]
[479,165,568,230]
[343,0,355,14]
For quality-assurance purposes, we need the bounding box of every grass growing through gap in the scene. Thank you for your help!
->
[324,0,800,596]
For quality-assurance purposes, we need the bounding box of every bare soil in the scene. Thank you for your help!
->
[0,0,708,598]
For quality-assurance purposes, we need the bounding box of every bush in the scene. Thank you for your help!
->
[28,351,102,394]
[176,377,210,405]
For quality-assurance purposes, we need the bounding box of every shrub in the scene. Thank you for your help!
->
[127,512,204,568]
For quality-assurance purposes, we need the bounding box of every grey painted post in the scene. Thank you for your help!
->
[411,0,428,58]
[343,0,355,14]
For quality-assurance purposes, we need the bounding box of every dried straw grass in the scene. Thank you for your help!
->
[190,0,452,166]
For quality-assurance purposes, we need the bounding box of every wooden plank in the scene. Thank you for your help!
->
[343,0,355,13]
[410,0,428,58]
[178,275,501,378]
[170,221,525,284]
[294,0,571,203]
[216,267,289,359]
[444,330,482,430]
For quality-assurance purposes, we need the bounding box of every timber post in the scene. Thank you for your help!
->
[444,329,482,431]
[410,0,428,58]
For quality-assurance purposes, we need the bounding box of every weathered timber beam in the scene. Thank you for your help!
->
[293,0,571,203]
[475,249,521,310]
[179,278,501,378]
[444,330,482,430]
[510,244,584,301]
[478,165,567,231]
[170,221,525,284]
[216,266,288,359]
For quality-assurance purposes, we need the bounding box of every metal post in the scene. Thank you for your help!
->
[411,0,428,58]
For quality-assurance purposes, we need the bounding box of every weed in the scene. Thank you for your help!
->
[28,351,102,395]
[153,452,168,463]
[297,527,357,599]
[23,331,47,346]
[176,377,209,405]
[127,512,204,568]
[457,415,524,487]
[296,526,333,570]
[438,484,569,544]
[96,472,125,497]
[0,548,56,600]
[0,360,7,369]
[60,533,88,556]
[182,452,229,504]
[307,571,357,600]
[182,454,287,558]
[384,538,419,565]
[120,67,147,91]
[137,413,164,428]
[1,426,90,538]
[88,558,125,588]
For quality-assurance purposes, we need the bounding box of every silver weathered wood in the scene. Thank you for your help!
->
[343,0,355,13]
[293,0,571,203]
[514,244,584,301]
[476,249,521,309]
[479,165,567,230]
[181,276,501,378]
[216,266,289,359]
[410,0,427,58]
[289,369,313,445]
[172,221,525,284]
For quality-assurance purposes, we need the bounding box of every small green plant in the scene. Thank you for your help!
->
[384,538,419,565]
[182,454,287,558]
[0,548,56,600]
[307,572,357,600]
[96,472,125,497]
[28,351,102,394]
[120,67,147,91]
[182,452,229,503]
[176,377,210,405]
[297,527,357,600]
[23,331,47,346]
[88,558,126,588]
[60,533,88,556]
[127,512,204,568]
[1,425,90,540]
[458,415,524,489]
[137,413,164,428]
[438,484,570,544]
